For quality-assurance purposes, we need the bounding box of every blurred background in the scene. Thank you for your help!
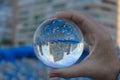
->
[0,0,119,80]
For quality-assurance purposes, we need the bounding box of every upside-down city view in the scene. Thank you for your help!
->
[0,0,120,80]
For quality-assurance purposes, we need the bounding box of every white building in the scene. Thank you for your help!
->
[17,0,117,45]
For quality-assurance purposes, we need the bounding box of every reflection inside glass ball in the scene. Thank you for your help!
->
[33,18,84,68]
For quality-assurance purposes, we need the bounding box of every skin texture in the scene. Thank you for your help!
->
[48,11,120,80]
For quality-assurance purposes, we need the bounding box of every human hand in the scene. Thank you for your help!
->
[48,11,120,80]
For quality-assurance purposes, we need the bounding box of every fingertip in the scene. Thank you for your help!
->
[48,10,77,20]
[56,10,75,15]
[48,73,57,78]
[48,69,56,78]
[55,11,72,19]
[47,11,67,19]
[56,11,67,15]
[48,69,59,78]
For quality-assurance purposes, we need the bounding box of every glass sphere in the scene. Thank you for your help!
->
[33,18,84,68]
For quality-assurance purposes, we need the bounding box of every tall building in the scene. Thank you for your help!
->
[0,7,12,38]
[17,0,117,46]
[0,0,12,47]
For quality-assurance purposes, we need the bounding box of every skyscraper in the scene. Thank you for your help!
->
[0,0,13,47]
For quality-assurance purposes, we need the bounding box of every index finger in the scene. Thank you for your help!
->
[55,11,106,36]
[55,11,91,35]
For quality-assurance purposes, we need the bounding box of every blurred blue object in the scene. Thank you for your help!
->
[0,49,15,62]
[0,49,5,60]
[0,45,89,61]
[6,46,36,58]
[4,50,14,62]
[0,46,36,61]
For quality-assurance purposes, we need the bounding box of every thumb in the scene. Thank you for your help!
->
[48,59,96,78]
[48,68,74,78]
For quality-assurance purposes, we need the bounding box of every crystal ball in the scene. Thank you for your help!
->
[33,18,84,68]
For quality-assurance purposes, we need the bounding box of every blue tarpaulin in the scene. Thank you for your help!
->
[0,46,36,61]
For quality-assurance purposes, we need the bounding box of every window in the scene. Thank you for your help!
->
[53,3,66,9]
[46,0,52,3]
[102,0,116,5]
[83,6,90,10]
[19,17,28,22]
[34,15,40,20]
[33,15,41,26]
[91,13,101,18]
[28,34,33,38]
[23,23,28,27]
[19,11,28,16]
[36,0,52,5]
[101,7,112,12]
[19,29,26,33]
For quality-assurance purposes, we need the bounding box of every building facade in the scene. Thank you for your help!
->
[17,0,117,46]
[0,0,13,47]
